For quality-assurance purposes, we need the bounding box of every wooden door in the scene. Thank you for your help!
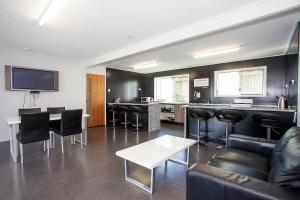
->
[86,74,105,127]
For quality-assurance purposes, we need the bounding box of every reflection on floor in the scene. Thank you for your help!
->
[0,123,218,200]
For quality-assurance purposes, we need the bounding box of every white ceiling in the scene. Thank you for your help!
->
[0,0,299,71]
[100,9,300,73]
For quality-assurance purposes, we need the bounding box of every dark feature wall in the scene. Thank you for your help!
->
[106,68,145,103]
[285,23,299,108]
[145,56,288,104]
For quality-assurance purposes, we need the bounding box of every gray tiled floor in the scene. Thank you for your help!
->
[0,123,218,200]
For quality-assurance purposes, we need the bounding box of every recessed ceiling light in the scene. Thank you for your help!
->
[193,46,240,58]
[38,0,56,26]
[131,61,159,69]
[23,47,31,52]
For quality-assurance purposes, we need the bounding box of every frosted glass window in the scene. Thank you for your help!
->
[214,66,267,97]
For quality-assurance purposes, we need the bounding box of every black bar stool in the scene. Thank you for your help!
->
[253,112,287,140]
[190,109,215,146]
[108,104,118,127]
[215,109,243,148]
[130,106,145,132]
[117,105,131,129]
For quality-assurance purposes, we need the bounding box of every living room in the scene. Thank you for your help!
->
[0,1,300,200]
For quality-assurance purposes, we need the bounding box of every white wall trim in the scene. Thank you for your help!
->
[82,0,300,67]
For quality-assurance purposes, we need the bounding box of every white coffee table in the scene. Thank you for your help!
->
[116,135,196,193]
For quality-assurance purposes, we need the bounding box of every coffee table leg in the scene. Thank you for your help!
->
[124,159,155,193]
[168,147,190,166]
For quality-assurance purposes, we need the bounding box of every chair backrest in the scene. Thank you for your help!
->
[269,127,300,189]
[271,127,300,166]
[47,107,66,114]
[60,109,83,136]
[18,108,41,116]
[19,112,50,144]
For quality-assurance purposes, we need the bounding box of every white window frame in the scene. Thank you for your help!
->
[154,74,190,103]
[214,66,267,97]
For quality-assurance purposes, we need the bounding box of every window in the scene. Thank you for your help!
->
[154,74,189,103]
[214,66,267,97]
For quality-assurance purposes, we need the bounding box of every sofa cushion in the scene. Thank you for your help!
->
[209,160,268,181]
[209,148,269,181]
[271,127,300,166]
[269,136,300,189]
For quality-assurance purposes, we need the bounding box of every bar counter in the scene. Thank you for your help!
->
[182,103,297,140]
[108,102,161,132]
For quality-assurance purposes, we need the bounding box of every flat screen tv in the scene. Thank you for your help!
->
[5,65,59,91]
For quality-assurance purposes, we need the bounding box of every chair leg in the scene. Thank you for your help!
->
[61,136,64,154]
[43,140,46,151]
[47,140,50,158]
[49,132,52,148]
[19,142,24,165]
[52,133,55,148]
[81,133,83,149]
[73,136,76,144]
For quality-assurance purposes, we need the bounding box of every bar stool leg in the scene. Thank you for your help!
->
[267,127,271,141]
[124,113,127,129]
[136,114,139,132]
[225,122,229,148]
[112,111,116,127]
[197,120,200,148]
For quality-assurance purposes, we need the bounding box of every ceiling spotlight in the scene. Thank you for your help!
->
[131,61,159,69]
[38,0,56,26]
[193,46,240,58]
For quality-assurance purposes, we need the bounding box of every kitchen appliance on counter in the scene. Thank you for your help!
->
[141,97,152,103]
[277,95,288,109]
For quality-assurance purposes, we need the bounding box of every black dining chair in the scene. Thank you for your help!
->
[51,109,83,154]
[18,108,47,150]
[18,108,41,116]
[47,107,66,148]
[17,112,50,165]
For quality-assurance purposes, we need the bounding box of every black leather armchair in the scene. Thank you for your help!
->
[187,127,300,200]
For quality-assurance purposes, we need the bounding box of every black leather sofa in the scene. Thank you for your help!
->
[187,127,300,200]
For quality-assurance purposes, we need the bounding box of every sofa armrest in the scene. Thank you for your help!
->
[186,163,300,200]
[228,134,276,158]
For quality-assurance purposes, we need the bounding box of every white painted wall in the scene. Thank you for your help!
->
[0,50,86,141]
